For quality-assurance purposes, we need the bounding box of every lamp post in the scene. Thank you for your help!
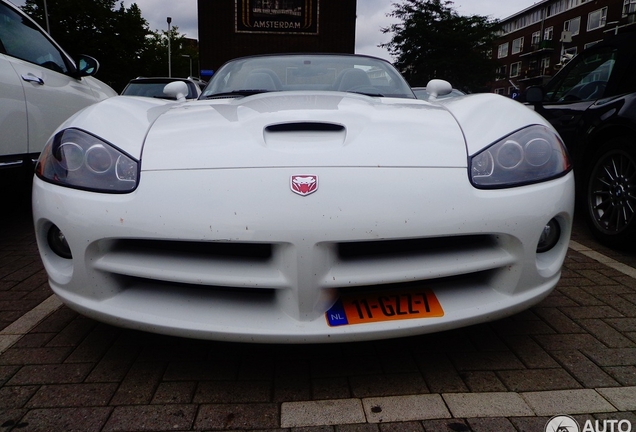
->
[182,55,192,77]
[167,17,172,77]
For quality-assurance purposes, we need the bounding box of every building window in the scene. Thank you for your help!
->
[531,31,541,45]
[544,26,554,40]
[510,62,522,78]
[564,16,581,36]
[512,37,524,55]
[588,7,608,31]
[584,40,602,49]
[498,42,509,58]
[496,65,507,80]
[541,56,550,74]
[624,0,636,16]
[495,88,505,95]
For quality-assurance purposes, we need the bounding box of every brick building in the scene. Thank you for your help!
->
[492,0,636,96]
[197,0,357,76]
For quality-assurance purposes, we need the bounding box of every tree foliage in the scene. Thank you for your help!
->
[22,0,198,92]
[381,0,500,92]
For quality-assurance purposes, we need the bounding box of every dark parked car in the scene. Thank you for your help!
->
[121,77,203,100]
[527,29,636,248]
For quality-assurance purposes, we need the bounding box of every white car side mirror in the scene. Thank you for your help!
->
[163,81,189,102]
[425,79,453,100]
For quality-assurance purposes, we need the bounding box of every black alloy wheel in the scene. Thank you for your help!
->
[586,138,636,248]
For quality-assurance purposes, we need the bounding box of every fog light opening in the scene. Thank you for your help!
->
[47,225,73,259]
[537,218,561,253]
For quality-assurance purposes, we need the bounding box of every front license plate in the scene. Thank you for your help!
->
[326,289,444,327]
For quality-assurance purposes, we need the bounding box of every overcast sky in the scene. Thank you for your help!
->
[12,0,538,60]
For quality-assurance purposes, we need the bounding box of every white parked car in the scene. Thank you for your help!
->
[32,53,574,343]
[0,0,116,173]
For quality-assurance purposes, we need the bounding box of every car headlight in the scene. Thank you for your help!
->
[469,125,571,188]
[36,128,138,193]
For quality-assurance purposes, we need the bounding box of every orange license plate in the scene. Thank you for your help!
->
[326,289,444,326]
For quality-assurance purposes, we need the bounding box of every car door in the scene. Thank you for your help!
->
[0,1,102,158]
[0,50,28,166]
[534,46,618,151]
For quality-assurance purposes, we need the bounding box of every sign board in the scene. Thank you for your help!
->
[235,0,319,35]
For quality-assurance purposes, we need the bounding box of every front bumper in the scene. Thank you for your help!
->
[33,167,574,343]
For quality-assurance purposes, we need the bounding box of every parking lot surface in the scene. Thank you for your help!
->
[1,197,635,432]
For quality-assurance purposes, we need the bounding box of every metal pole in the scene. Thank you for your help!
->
[167,17,172,77]
[43,0,50,34]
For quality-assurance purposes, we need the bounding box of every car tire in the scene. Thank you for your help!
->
[585,137,636,248]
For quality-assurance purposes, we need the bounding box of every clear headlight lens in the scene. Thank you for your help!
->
[36,128,138,193]
[470,125,571,188]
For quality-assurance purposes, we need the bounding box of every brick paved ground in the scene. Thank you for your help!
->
[1,199,635,431]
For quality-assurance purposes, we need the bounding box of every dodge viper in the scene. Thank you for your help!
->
[32,54,574,343]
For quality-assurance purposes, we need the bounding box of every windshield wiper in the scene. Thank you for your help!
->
[348,90,384,97]
[204,90,272,99]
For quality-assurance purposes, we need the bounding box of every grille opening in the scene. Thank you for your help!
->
[111,239,273,261]
[336,270,494,296]
[122,276,278,297]
[337,235,496,260]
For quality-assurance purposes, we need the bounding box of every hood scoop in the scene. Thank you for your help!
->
[263,122,346,151]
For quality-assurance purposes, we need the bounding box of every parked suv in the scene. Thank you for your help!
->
[527,29,636,248]
[0,0,116,177]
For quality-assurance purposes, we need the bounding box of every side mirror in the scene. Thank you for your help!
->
[525,86,545,105]
[425,79,453,100]
[76,55,100,77]
[164,81,189,102]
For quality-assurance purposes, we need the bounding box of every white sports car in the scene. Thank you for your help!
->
[32,54,574,343]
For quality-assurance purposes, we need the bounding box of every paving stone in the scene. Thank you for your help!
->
[533,308,584,333]
[442,392,534,417]
[466,417,518,432]
[421,419,470,432]
[25,383,118,408]
[504,335,559,368]
[417,355,468,393]
[0,346,73,365]
[350,373,428,398]
[6,363,93,385]
[312,377,352,400]
[450,351,525,372]
[362,394,450,423]
[103,404,196,431]
[378,421,425,431]
[596,386,636,411]
[195,402,279,429]
[163,360,237,381]
[193,379,271,403]
[577,319,636,348]
[336,424,379,432]
[605,317,636,332]
[534,334,607,351]
[151,381,196,404]
[0,385,38,409]
[521,389,617,415]
[281,399,365,428]
[110,361,166,405]
[460,371,507,392]
[17,407,112,432]
[583,347,636,366]
[496,368,581,392]
[550,350,620,388]
[603,366,636,386]
[84,342,141,383]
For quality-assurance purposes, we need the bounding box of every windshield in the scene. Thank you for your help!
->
[200,54,416,99]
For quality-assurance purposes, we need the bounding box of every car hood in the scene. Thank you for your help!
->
[140,92,468,171]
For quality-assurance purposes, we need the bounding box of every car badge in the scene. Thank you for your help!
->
[291,175,318,196]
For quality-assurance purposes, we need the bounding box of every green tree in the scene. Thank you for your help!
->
[382,0,500,92]
[21,0,159,91]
